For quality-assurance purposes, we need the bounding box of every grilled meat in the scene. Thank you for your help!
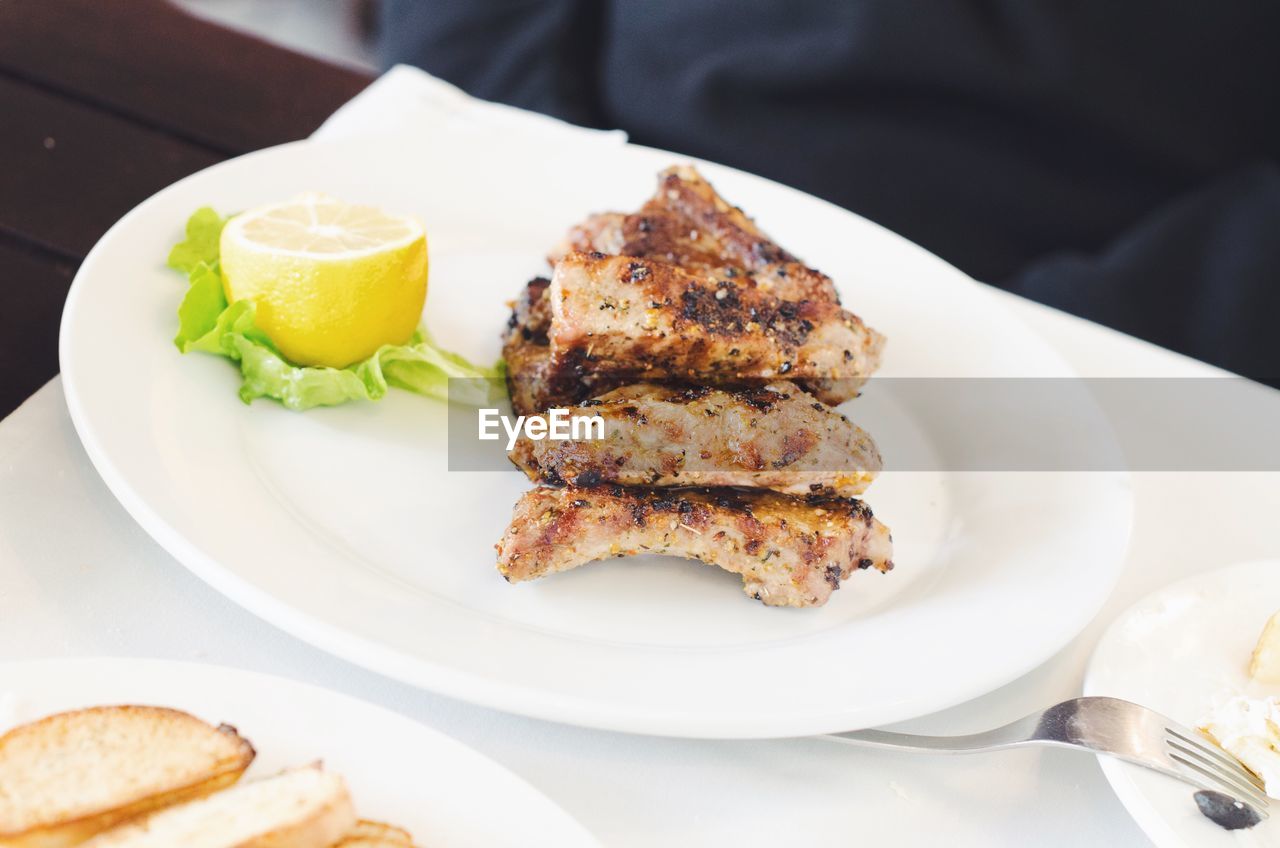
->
[553,166,797,271]
[504,166,883,414]
[547,253,883,405]
[498,165,895,610]
[509,382,881,496]
[495,485,894,607]
[551,166,841,303]
[503,277,558,416]
[507,277,552,342]
[503,277,624,414]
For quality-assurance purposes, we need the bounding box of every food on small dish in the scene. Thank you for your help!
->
[1194,607,1280,801]
[219,194,428,368]
[496,485,893,607]
[167,203,500,411]
[0,705,254,847]
[80,765,355,848]
[1193,789,1262,831]
[0,705,416,848]
[1250,610,1280,683]
[509,382,881,496]
[1198,694,1280,799]
[545,253,883,406]
[334,819,418,847]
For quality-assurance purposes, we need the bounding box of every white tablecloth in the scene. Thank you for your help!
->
[3,67,1278,846]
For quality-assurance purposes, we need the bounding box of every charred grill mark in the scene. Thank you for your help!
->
[773,429,817,469]
[624,261,651,283]
[573,468,603,487]
[667,386,714,403]
[619,405,648,424]
[803,494,875,522]
[670,284,808,350]
[737,386,785,412]
[824,563,843,589]
[711,490,753,513]
[505,277,551,343]
[678,286,743,334]
[672,282,816,348]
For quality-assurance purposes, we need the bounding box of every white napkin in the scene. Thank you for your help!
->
[315,64,628,147]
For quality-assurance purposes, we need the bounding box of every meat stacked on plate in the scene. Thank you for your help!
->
[495,166,893,607]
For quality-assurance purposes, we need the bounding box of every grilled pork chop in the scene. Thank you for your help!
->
[509,382,881,496]
[496,485,894,607]
[502,271,855,416]
[547,253,883,405]
[504,166,884,413]
[503,277,559,416]
[551,166,842,305]
[504,276,626,415]
[553,166,800,272]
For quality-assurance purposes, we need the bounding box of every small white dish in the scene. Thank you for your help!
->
[0,657,597,847]
[1086,560,1280,847]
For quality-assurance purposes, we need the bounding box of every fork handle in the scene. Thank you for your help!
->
[829,714,1045,754]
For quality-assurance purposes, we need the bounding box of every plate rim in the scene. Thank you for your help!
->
[60,136,1135,738]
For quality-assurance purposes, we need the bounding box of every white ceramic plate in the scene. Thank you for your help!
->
[60,133,1132,737]
[0,657,596,847]
[1085,561,1280,847]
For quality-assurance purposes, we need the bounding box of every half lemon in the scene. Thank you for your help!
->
[220,193,428,368]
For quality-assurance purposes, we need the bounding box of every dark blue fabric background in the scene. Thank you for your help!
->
[380,1,1280,383]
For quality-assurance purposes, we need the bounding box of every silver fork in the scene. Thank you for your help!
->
[829,696,1269,815]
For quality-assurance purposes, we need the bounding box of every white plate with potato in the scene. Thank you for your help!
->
[0,658,597,847]
[59,131,1133,736]
[1086,560,1280,847]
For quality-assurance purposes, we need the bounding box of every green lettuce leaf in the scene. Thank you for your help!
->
[167,207,505,411]
[167,207,226,274]
[174,262,230,351]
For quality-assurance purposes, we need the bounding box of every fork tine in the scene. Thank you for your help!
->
[1166,726,1258,775]
[1167,740,1270,808]
[1166,726,1268,792]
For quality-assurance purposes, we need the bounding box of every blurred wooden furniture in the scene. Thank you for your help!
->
[0,0,373,418]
